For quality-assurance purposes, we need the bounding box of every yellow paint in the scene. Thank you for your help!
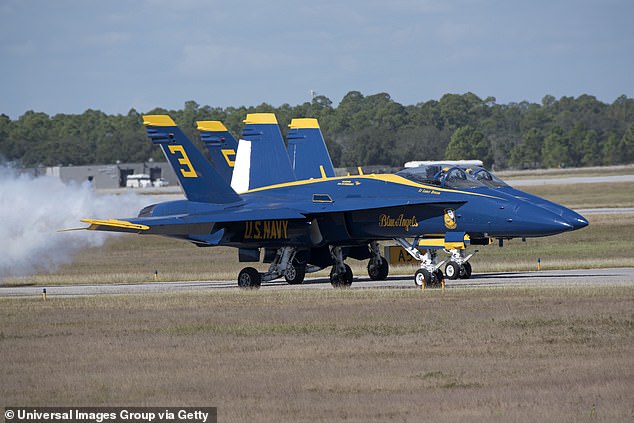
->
[196,120,228,131]
[289,118,319,128]
[444,209,457,229]
[319,165,326,178]
[221,149,236,167]
[357,166,364,175]
[385,246,427,265]
[80,219,150,231]
[243,173,502,199]
[167,145,197,178]
[378,213,418,232]
[243,113,278,124]
[143,115,176,126]
[244,220,289,240]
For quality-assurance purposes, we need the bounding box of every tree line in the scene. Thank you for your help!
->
[1,92,633,169]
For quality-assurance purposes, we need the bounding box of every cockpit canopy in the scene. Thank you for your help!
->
[466,167,509,188]
[396,165,485,189]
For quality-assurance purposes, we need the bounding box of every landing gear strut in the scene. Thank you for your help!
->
[237,247,305,289]
[329,246,353,288]
[367,241,389,280]
[444,248,476,280]
[395,238,446,288]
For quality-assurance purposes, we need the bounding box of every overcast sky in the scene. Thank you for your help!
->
[1,0,632,118]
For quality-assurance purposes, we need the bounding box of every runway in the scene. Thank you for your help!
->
[1,267,633,297]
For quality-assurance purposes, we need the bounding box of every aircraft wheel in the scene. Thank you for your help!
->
[460,262,472,279]
[284,264,306,285]
[367,256,389,280]
[445,261,460,280]
[431,269,444,288]
[238,267,261,289]
[330,264,353,288]
[414,269,431,287]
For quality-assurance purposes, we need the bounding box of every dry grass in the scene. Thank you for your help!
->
[1,287,632,422]
[521,182,634,208]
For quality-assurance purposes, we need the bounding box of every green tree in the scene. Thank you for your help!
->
[541,126,569,168]
[444,126,492,166]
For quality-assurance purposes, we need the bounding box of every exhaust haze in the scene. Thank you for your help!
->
[0,167,149,279]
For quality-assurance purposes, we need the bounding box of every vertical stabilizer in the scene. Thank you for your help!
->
[232,113,296,191]
[196,120,238,185]
[287,118,336,179]
[143,115,241,204]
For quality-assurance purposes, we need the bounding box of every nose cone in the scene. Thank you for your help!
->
[497,201,574,237]
[564,209,589,230]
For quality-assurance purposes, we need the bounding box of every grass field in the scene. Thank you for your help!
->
[1,287,632,422]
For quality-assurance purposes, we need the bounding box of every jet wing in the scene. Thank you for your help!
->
[70,207,307,235]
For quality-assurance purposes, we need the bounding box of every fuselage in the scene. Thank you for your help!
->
[137,173,574,249]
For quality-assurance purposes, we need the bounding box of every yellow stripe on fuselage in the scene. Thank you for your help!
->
[243,173,502,199]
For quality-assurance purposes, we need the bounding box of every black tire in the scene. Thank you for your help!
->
[330,264,353,288]
[460,262,472,279]
[431,269,444,288]
[445,261,460,280]
[367,256,389,280]
[238,267,261,289]
[414,269,431,287]
[284,264,306,285]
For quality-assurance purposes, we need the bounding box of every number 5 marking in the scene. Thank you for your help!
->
[167,145,197,178]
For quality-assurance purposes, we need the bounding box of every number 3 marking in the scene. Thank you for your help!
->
[168,145,197,178]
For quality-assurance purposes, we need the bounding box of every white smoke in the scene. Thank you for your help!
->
[0,167,150,279]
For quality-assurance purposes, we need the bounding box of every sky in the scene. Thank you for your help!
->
[1,0,633,119]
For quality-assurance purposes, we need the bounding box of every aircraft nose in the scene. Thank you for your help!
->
[566,210,589,230]
[506,202,574,237]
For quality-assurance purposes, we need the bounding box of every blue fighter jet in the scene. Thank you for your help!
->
[70,115,579,289]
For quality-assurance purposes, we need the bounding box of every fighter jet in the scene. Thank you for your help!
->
[69,115,578,289]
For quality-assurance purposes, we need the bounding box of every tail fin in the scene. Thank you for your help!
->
[143,115,241,204]
[196,120,238,185]
[287,118,336,179]
[231,113,296,192]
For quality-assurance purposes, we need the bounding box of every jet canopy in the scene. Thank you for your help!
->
[396,165,485,189]
[466,167,509,188]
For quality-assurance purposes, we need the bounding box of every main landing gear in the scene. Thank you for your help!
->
[329,246,353,288]
[367,241,389,281]
[237,247,317,289]
[395,238,477,288]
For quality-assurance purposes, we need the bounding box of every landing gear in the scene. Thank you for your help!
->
[330,246,353,288]
[238,267,261,289]
[284,261,306,285]
[330,264,353,287]
[413,268,443,288]
[367,241,389,280]
[444,248,477,280]
[395,238,447,288]
[238,247,306,288]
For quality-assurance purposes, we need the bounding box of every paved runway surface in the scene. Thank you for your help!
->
[1,268,632,297]
[509,174,634,186]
